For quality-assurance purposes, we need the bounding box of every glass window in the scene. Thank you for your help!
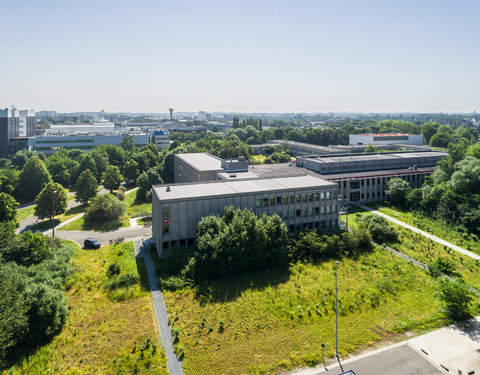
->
[162,223,169,234]
[270,197,275,206]
[303,208,308,216]
[326,206,331,213]
[308,193,313,202]
[302,194,307,202]
[320,192,325,200]
[309,208,314,216]
[296,194,301,203]
[283,196,288,204]
[321,206,325,214]
[263,198,268,207]
[333,191,337,199]
[255,198,261,208]
[314,207,319,215]
[326,191,331,200]
[290,210,295,218]
[277,196,282,205]
[283,210,288,219]
[162,208,169,217]
[296,209,301,217]
[290,195,295,204]
[314,193,319,201]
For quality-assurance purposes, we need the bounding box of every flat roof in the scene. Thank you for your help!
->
[154,175,336,201]
[355,133,416,137]
[300,151,448,164]
[175,153,222,171]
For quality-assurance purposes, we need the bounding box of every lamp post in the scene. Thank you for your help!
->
[335,260,344,373]
[52,190,57,238]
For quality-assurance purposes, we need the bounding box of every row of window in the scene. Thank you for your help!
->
[161,220,337,251]
[341,175,425,189]
[36,139,95,144]
[255,191,336,208]
[36,145,95,151]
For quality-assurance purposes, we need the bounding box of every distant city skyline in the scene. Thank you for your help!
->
[2,0,479,113]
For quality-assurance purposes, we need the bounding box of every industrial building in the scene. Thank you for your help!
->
[349,133,423,146]
[296,151,447,175]
[0,107,35,158]
[152,175,339,257]
[153,130,170,150]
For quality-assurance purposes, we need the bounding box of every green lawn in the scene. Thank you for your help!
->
[153,247,446,375]
[29,204,88,231]
[17,205,35,222]
[250,154,267,164]
[126,190,152,219]
[3,242,168,374]
[367,202,480,255]
[58,215,129,232]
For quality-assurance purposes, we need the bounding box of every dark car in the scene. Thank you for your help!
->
[84,238,101,249]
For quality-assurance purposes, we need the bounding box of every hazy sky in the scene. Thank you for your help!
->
[1,0,479,113]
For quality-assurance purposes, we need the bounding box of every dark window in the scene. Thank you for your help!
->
[315,207,319,215]
[283,196,288,204]
[289,224,295,232]
[187,238,194,247]
[162,241,169,250]
[179,239,186,247]
[314,193,319,201]
[170,240,177,247]
[255,198,261,208]
[308,193,313,202]
[270,197,275,206]
[290,195,295,204]
[277,196,282,205]
[302,194,307,202]
[296,209,301,217]
[162,223,169,234]
[162,208,169,217]
[263,198,268,207]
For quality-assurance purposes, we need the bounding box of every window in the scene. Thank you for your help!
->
[263,198,268,207]
[283,196,288,204]
[162,241,169,250]
[289,224,295,232]
[162,223,169,234]
[351,181,360,189]
[320,192,325,200]
[326,206,331,213]
[162,208,169,217]
[302,194,307,202]
[296,209,301,217]
[315,207,319,215]
[277,196,282,205]
[270,197,275,206]
[314,193,319,201]
[303,208,308,216]
[290,195,295,204]
[333,191,337,199]
[255,198,261,208]
[296,194,301,203]
[308,193,313,202]
[326,191,331,200]
[187,238,194,247]
[180,239,186,247]
[309,207,314,216]
[290,210,295,218]
[283,211,288,219]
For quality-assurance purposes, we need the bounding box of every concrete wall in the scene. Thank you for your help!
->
[349,134,423,145]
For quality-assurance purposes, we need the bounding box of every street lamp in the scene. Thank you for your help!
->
[335,260,344,373]
[52,190,57,238]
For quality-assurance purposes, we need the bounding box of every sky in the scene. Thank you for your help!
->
[1,0,479,113]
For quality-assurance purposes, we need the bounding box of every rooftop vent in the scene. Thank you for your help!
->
[166,186,171,192]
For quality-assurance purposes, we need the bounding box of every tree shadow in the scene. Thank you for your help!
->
[194,264,291,305]
[135,257,151,292]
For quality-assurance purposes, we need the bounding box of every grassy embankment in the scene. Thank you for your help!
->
[367,202,480,255]
[59,190,152,232]
[3,241,168,375]
[344,209,480,291]
[152,246,444,375]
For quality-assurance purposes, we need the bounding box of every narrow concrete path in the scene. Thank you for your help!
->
[134,241,183,375]
[356,203,480,261]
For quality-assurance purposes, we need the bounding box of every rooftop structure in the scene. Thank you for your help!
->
[349,133,423,146]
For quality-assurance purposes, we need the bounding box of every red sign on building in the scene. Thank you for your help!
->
[163,218,169,224]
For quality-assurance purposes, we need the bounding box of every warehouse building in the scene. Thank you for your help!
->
[152,175,338,257]
[349,133,423,146]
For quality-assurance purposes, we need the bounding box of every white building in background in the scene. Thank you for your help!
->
[153,130,170,150]
[50,123,115,134]
[349,133,423,146]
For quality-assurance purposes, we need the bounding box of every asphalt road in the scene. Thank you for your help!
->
[313,344,444,375]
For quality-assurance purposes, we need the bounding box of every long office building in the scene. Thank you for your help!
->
[349,133,423,145]
[152,175,338,257]
[0,107,35,158]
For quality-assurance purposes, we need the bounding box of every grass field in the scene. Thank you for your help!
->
[126,190,152,219]
[3,242,168,375]
[250,154,268,164]
[345,209,480,291]
[153,247,444,375]
[368,202,480,255]
[17,205,35,222]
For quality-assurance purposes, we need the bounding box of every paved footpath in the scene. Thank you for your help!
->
[356,203,480,261]
[134,240,183,375]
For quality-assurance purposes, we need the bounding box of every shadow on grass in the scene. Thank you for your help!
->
[29,218,60,231]
[135,257,151,292]
[194,265,291,305]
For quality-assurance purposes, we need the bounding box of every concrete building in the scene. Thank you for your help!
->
[29,133,150,154]
[153,130,170,150]
[0,107,35,158]
[296,151,447,175]
[50,123,115,134]
[349,133,423,146]
[152,175,339,257]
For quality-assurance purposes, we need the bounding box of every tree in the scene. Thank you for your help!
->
[16,156,52,201]
[75,169,98,204]
[0,193,18,223]
[420,122,439,145]
[45,150,78,187]
[85,194,126,222]
[1,231,52,267]
[429,131,453,147]
[102,165,123,192]
[437,279,473,320]
[120,135,135,152]
[358,214,399,244]
[123,159,140,184]
[364,144,378,153]
[11,150,37,169]
[137,169,163,201]
[385,177,411,206]
[76,154,98,181]
[34,182,68,221]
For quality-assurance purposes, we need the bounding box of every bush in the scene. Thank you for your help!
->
[105,272,139,291]
[85,194,126,223]
[159,276,187,291]
[428,257,460,278]
[358,214,399,244]
[106,262,121,277]
[437,279,473,320]
[164,245,191,276]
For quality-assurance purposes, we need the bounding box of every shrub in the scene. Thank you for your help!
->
[105,272,139,291]
[159,276,187,291]
[106,262,121,277]
[85,193,126,223]
[437,279,473,320]
[428,257,460,278]
[358,214,399,244]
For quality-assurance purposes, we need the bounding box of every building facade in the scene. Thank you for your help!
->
[349,133,423,145]
[153,130,170,150]
[0,107,35,158]
[152,175,339,257]
[29,133,150,154]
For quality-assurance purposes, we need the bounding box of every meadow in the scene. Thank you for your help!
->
[154,247,444,375]
[3,242,168,375]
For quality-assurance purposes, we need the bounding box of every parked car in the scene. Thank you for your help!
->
[84,238,101,249]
